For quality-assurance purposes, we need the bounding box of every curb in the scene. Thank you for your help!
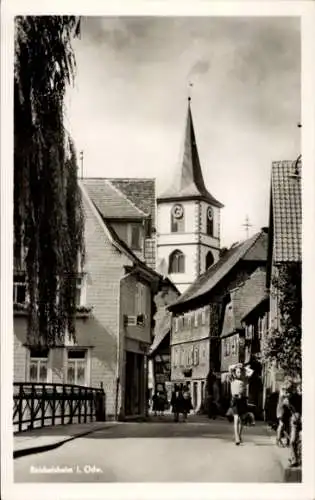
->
[14,424,112,459]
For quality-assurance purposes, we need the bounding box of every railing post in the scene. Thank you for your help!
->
[18,384,23,433]
[84,388,88,423]
[70,385,74,424]
[95,383,106,422]
[61,385,65,425]
[30,384,35,430]
[52,385,56,427]
[90,389,93,422]
[78,386,82,424]
[41,384,46,428]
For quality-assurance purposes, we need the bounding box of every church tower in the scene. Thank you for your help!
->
[157,98,224,294]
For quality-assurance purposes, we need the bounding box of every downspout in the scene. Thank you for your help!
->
[115,267,138,421]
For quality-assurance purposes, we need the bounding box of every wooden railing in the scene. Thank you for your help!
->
[13,382,106,433]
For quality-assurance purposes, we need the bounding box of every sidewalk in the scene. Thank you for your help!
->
[14,421,113,459]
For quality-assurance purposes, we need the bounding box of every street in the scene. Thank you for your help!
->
[14,417,285,482]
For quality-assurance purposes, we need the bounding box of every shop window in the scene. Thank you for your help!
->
[169,250,185,273]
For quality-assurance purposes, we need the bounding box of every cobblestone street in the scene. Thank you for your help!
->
[14,418,285,483]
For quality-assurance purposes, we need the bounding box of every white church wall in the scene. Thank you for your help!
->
[157,201,197,235]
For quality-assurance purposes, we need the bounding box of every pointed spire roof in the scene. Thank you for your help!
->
[158,99,224,208]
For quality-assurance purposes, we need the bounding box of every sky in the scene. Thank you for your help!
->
[66,16,301,247]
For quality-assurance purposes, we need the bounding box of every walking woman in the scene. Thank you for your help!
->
[171,384,180,422]
[228,363,253,445]
[182,385,193,422]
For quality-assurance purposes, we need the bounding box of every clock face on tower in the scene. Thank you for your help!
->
[172,204,184,219]
[207,206,213,221]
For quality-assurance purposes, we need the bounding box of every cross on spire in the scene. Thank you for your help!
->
[242,215,252,239]
[188,81,193,101]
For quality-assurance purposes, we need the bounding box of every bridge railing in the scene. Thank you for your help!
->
[13,382,106,433]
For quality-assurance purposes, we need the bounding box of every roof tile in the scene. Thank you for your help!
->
[170,230,268,308]
[271,160,301,262]
[82,179,147,220]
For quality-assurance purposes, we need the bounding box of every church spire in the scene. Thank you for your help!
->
[158,98,224,208]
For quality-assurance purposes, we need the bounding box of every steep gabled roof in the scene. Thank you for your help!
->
[80,181,161,285]
[149,311,171,355]
[82,178,148,220]
[221,268,267,337]
[158,100,224,208]
[109,178,156,225]
[271,160,302,263]
[169,230,268,310]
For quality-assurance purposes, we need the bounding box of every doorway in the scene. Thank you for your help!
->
[125,351,144,416]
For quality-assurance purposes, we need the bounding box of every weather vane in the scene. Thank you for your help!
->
[242,215,252,239]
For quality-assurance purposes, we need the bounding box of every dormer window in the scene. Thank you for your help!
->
[171,204,185,233]
[207,206,214,236]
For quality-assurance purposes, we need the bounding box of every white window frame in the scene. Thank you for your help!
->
[27,348,52,383]
[76,274,87,307]
[135,282,146,316]
[13,274,27,304]
[64,348,91,387]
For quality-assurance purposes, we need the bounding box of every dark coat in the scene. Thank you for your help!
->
[171,390,192,413]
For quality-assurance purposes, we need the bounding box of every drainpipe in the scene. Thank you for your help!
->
[115,267,138,421]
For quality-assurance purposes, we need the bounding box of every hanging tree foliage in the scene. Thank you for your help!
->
[262,262,302,378]
[14,16,84,346]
